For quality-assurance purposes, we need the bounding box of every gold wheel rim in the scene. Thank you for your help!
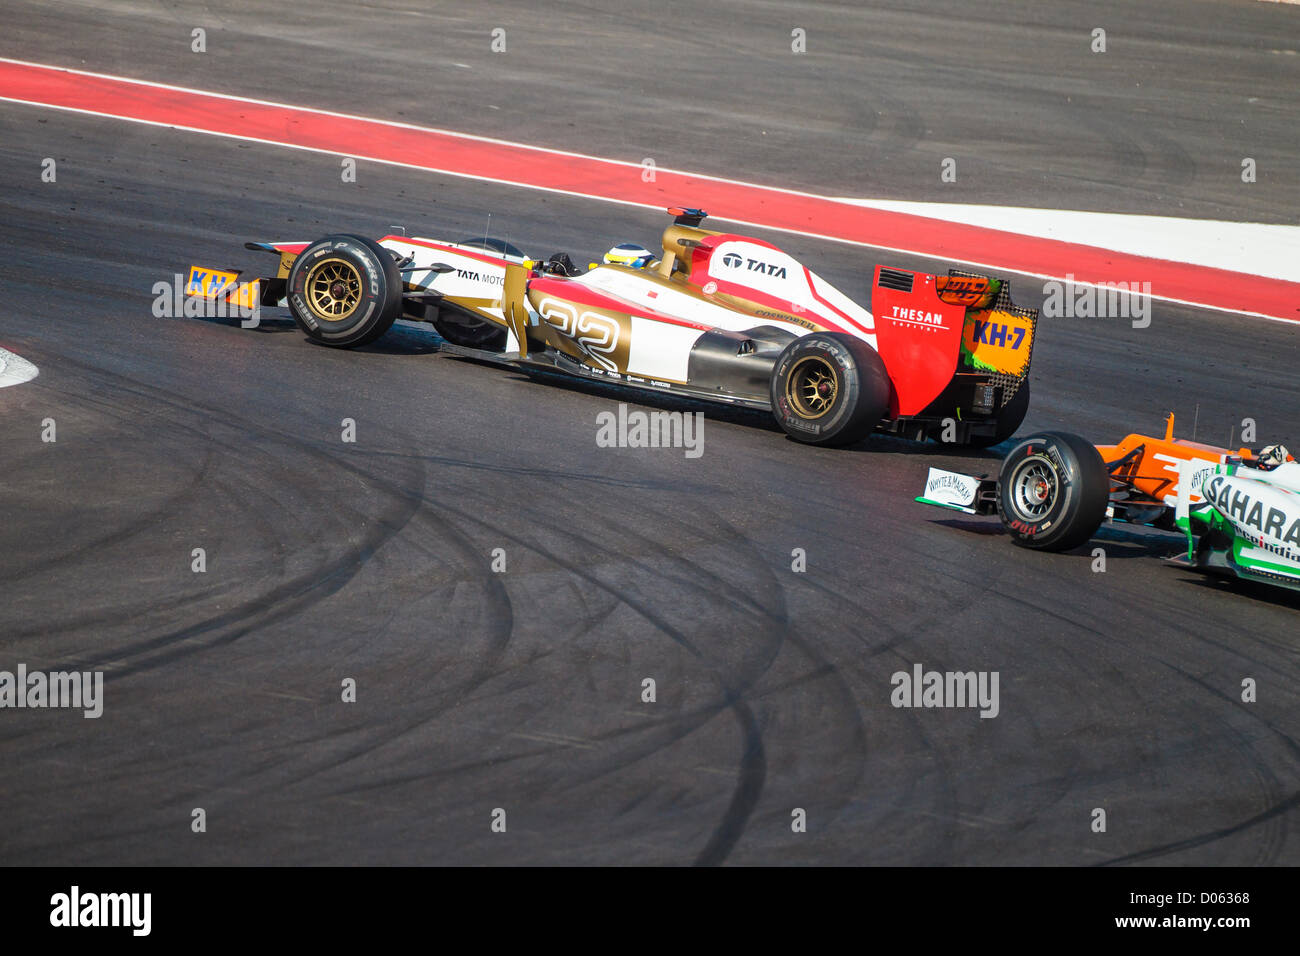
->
[786,355,839,419]
[304,257,362,322]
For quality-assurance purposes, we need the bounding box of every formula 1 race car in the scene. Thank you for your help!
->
[916,414,1300,592]
[186,207,1038,447]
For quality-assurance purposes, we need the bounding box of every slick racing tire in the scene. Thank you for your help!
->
[287,234,401,348]
[996,430,1109,551]
[770,333,891,447]
[430,235,519,351]
[966,381,1031,449]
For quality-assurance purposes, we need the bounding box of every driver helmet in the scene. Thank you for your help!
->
[1256,444,1291,470]
[603,243,655,268]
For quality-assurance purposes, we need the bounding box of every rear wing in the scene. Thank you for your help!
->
[872,267,1037,418]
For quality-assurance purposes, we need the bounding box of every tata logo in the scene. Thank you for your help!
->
[971,319,1026,349]
[749,260,788,278]
[720,252,787,279]
[456,268,503,286]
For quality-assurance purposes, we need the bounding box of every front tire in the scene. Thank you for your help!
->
[287,234,401,348]
[770,333,892,446]
[996,430,1109,551]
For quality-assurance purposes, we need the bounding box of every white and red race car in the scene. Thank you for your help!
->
[188,207,1039,447]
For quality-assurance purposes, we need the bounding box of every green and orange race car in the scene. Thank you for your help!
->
[918,414,1300,592]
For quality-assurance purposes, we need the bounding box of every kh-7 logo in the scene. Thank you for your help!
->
[186,267,237,297]
[970,319,1026,349]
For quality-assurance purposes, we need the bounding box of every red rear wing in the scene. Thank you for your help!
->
[871,267,967,417]
[934,274,998,308]
[872,267,1037,417]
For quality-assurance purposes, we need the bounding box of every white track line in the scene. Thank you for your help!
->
[835,199,1300,284]
[2,56,1294,324]
[3,94,1291,324]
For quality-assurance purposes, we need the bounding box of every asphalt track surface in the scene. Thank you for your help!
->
[0,2,1298,866]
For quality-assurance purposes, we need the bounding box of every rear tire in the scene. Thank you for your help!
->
[287,235,401,348]
[770,333,891,447]
[966,381,1031,448]
[996,430,1109,551]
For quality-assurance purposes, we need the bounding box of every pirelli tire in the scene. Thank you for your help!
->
[996,430,1109,551]
[287,235,401,348]
[966,380,1031,449]
[770,332,891,447]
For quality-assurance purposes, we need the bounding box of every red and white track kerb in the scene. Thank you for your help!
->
[1,57,1295,323]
